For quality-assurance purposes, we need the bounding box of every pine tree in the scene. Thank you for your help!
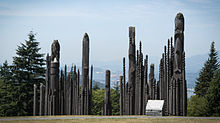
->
[206,69,220,116]
[0,61,12,81]
[11,31,45,116]
[0,61,19,116]
[195,41,219,97]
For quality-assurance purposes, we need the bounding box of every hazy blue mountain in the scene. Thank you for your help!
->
[187,53,209,73]
[185,51,220,88]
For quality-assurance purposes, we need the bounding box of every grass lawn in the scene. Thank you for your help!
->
[0,116,220,123]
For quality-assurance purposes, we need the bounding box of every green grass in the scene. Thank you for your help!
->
[0,116,220,123]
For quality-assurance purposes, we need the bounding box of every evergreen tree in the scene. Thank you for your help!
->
[11,31,45,116]
[195,41,219,97]
[206,69,220,116]
[0,61,19,116]
[0,61,12,80]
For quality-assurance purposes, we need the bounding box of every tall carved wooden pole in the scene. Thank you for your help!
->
[72,65,77,115]
[45,54,50,115]
[167,39,170,115]
[172,12,186,116]
[128,26,136,115]
[63,65,67,114]
[122,57,126,115]
[135,41,144,115]
[120,76,123,115]
[60,70,64,115]
[104,70,112,115]
[40,83,45,116]
[139,42,144,115]
[170,37,174,115]
[50,40,60,115]
[89,65,93,114]
[149,64,155,99]
[143,55,148,115]
[81,33,90,115]
[135,49,139,114]
[77,69,81,115]
[75,68,79,115]
[66,71,72,115]
[124,83,129,115]
[164,46,168,115]
[182,52,187,116]
[168,38,172,115]
[159,58,163,100]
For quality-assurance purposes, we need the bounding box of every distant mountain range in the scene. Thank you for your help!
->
[186,51,220,88]
[92,51,219,97]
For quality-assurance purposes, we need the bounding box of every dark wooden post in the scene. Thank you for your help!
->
[104,70,112,115]
[128,26,136,115]
[81,33,90,115]
[39,83,45,116]
[33,84,38,116]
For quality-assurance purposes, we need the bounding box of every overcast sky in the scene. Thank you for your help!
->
[0,0,220,67]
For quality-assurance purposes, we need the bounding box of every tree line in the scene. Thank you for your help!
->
[0,32,45,116]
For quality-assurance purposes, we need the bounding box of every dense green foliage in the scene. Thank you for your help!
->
[187,95,208,116]
[111,88,120,115]
[205,69,220,116]
[111,82,120,115]
[91,89,104,115]
[91,84,120,115]
[0,31,45,116]
[0,61,19,116]
[188,41,219,116]
[195,41,219,97]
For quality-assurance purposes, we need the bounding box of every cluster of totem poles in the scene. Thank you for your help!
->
[119,13,187,116]
[33,12,187,116]
[33,32,113,116]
